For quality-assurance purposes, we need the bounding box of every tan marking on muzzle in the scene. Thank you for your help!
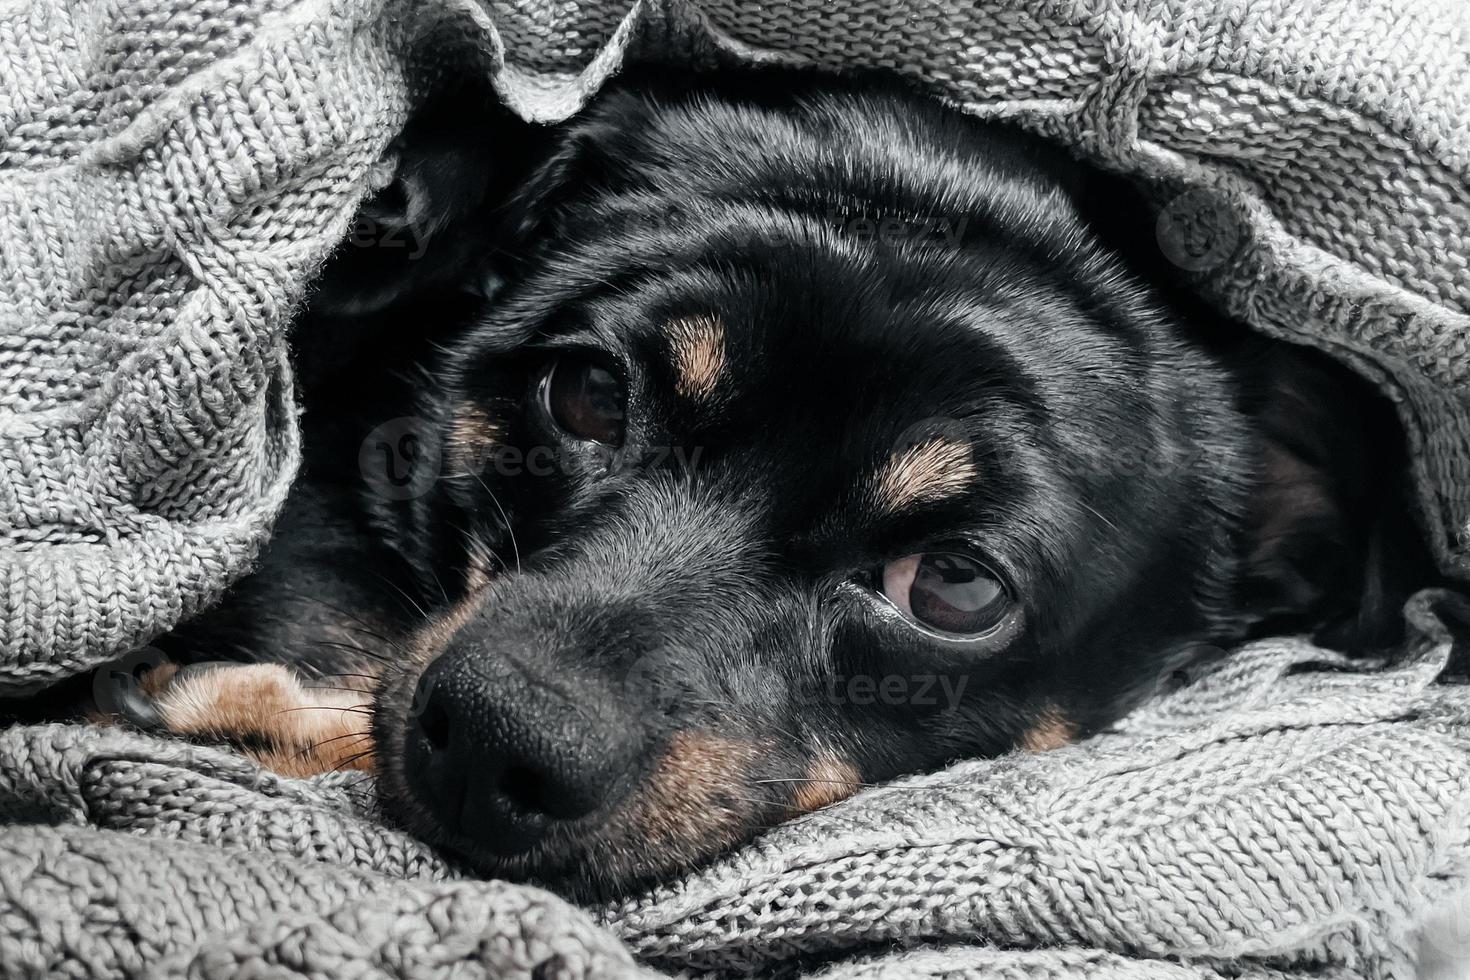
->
[792,751,863,812]
[1020,705,1077,752]
[461,538,498,594]
[151,663,377,778]
[412,586,489,665]
[872,437,976,511]
[446,401,502,476]
[667,314,726,401]
[635,731,759,849]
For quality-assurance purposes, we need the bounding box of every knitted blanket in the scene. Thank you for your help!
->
[2,0,1468,977]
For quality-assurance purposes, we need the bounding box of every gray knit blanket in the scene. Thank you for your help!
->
[2,0,1469,977]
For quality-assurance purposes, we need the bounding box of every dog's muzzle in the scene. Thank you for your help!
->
[404,625,644,855]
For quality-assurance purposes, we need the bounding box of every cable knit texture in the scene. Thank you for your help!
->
[1,0,1467,977]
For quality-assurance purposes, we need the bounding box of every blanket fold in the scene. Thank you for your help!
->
[3,0,1469,976]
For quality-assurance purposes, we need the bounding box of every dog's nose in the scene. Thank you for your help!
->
[405,648,638,854]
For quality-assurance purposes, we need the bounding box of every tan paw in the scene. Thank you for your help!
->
[113,662,378,778]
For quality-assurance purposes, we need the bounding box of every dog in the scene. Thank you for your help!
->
[15,68,1434,901]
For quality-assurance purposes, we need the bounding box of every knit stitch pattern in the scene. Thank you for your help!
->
[1,593,1466,977]
[1,0,1468,977]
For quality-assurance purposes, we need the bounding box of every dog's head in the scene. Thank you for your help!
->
[348,73,1424,899]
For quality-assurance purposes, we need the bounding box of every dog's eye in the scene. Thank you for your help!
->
[880,553,1009,635]
[542,357,625,446]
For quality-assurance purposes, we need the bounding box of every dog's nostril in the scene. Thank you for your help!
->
[493,761,604,821]
[497,764,544,811]
[417,697,451,752]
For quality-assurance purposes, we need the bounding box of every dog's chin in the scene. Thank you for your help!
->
[368,669,747,903]
[376,775,740,904]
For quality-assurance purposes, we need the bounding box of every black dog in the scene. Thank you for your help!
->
[53,69,1433,900]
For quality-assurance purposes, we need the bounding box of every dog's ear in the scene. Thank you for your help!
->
[487,103,646,257]
[307,86,551,317]
[1238,347,1436,652]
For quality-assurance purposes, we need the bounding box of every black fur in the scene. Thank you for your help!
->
[43,69,1441,899]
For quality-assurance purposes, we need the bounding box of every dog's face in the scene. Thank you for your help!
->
[364,76,1263,900]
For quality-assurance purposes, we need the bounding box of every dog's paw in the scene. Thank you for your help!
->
[111,662,377,778]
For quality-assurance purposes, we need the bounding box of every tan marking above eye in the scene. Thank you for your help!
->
[1020,705,1077,752]
[446,401,502,475]
[872,436,976,511]
[667,314,726,401]
[792,751,863,812]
